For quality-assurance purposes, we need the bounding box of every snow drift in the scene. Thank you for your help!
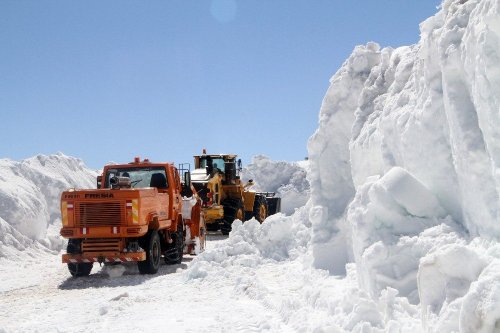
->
[242,155,310,215]
[0,153,97,254]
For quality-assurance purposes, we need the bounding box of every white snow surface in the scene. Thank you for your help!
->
[241,155,310,215]
[3,0,500,332]
[0,153,97,253]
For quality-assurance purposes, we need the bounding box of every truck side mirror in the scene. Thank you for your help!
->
[237,159,242,171]
[97,175,102,189]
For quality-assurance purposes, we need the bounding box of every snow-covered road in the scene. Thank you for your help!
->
[0,234,293,333]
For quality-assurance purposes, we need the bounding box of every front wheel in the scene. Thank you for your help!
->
[253,196,268,223]
[67,239,93,277]
[138,231,161,274]
[221,199,245,235]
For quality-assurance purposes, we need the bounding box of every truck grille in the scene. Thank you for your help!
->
[75,202,124,227]
[82,239,121,253]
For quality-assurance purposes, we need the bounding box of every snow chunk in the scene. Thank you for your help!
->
[346,167,459,302]
[378,167,447,219]
[459,260,500,333]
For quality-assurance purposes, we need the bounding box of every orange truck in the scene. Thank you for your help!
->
[59,157,205,277]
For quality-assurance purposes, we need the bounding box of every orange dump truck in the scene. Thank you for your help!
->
[60,157,205,277]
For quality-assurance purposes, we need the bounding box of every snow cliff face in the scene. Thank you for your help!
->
[308,0,500,330]
[0,153,97,253]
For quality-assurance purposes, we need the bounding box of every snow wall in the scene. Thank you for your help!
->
[0,153,97,255]
[307,0,500,330]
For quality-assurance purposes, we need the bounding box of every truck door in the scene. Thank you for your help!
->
[149,169,170,220]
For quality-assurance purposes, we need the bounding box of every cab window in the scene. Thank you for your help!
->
[104,167,169,189]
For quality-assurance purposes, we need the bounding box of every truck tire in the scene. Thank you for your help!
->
[138,230,161,274]
[165,221,184,265]
[221,199,245,235]
[67,239,93,277]
[253,196,268,223]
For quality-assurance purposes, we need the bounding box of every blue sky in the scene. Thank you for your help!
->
[1,0,440,169]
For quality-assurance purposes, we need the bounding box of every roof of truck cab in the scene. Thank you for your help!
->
[103,162,174,169]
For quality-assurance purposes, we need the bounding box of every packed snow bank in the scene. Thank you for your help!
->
[309,0,500,271]
[304,0,500,330]
[0,153,97,254]
[0,217,53,261]
[348,168,461,304]
[417,239,500,333]
[185,211,427,332]
[306,42,383,275]
[186,205,311,281]
[242,155,310,215]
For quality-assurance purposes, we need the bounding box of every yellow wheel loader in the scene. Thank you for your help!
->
[187,150,281,235]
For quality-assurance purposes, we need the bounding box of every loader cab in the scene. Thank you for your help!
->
[193,153,241,184]
[199,156,225,176]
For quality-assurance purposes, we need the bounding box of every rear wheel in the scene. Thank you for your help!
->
[138,231,161,274]
[165,220,184,265]
[253,196,268,223]
[67,239,93,277]
[221,199,245,235]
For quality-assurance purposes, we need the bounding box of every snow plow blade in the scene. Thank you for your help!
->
[257,192,281,215]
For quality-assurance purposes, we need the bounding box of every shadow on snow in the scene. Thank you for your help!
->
[58,257,193,290]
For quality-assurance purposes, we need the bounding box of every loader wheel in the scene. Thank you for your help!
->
[206,222,219,232]
[253,196,268,223]
[138,231,161,274]
[221,199,245,235]
[67,239,93,277]
[165,220,184,265]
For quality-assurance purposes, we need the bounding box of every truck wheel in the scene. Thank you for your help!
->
[138,231,161,274]
[165,221,184,265]
[253,196,268,223]
[67,239,93,277]
[221,199,244,235]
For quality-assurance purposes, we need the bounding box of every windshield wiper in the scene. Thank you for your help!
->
[131,179,142,188]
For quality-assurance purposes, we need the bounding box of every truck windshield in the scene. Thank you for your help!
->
[104,167,168,189]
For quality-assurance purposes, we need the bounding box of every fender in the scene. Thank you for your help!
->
[148,213,160,230]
